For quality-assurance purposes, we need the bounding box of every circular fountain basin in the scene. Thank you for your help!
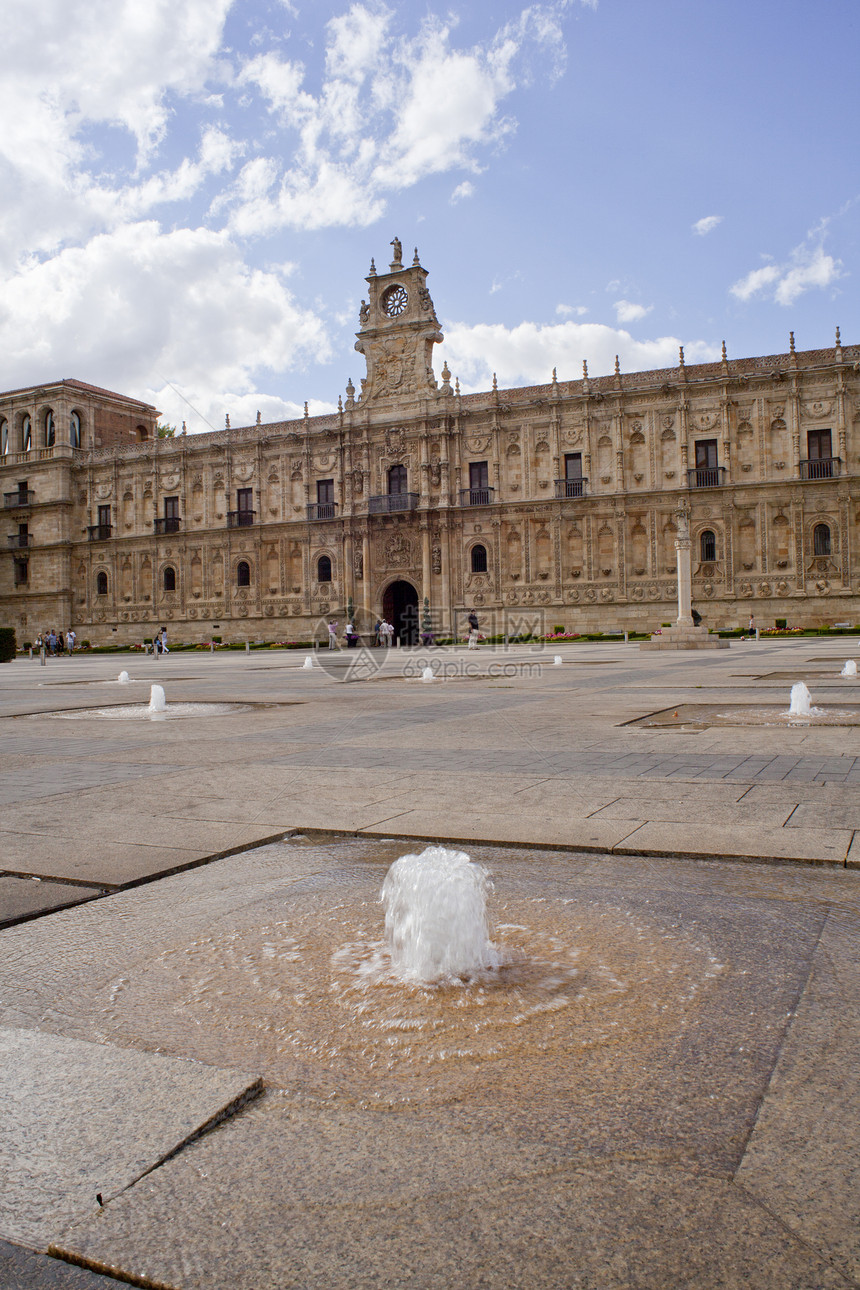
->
[36,701,250,721]
[97,838,727,1109]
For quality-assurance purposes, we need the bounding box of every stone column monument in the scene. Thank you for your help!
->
[640,505,729,650]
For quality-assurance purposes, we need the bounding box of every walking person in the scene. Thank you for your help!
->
[327,620,339,650]
[67,629,76,652]
[467,609,480,650]
[159,626,169,654]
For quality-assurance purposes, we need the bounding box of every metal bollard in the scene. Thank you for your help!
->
[245,641,250,654]
[40,646,46,667]
[210,641,214,653]
[29,647,33,659]
[624,631,629,643]
[755,627,760,642]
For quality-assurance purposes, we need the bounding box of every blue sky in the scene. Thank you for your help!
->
[1,0,857,432]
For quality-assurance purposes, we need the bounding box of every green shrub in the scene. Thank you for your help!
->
[23,640,32,651]
[0,627,17,662]
[553,624,565,635]
[775,618,787,630]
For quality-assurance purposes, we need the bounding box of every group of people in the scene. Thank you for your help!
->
[325,619,396,649]
[34,629,76,655]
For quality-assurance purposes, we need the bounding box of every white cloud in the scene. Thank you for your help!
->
[230,4,565,233]
[450,181,475,204]
[556,304,588,317]
[692,215,723,236]
[614,300,653,324]
[0,222,331,434]
[437,319,718,393]
[730,240,842,306]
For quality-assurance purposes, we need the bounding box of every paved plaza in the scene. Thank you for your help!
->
[1,638,860,1287]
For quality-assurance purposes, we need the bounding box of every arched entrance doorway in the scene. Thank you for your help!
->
[382,579,419,644]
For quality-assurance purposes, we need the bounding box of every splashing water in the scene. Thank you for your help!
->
[421,667,434,683]
[302,656,314,670]
[785,681,824,719]
[382,846,502,983]
[148,684,167,714]
[842,660,858,677]
[117,671,130,684]
[553,656,563,666]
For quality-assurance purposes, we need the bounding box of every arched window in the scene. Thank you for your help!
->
[96,571,108,596]
[22,415,31,452]
[388,464,407,495]
[0,420,7,457]
[699,530,716,562]
[137,425,149,441]
[237,560,251,587]
[813,523,831,557]
[70,411,82,448]
[471,543,488,573]
[317,555,332,583]
[163,565,176,592]
[44,410,55,448]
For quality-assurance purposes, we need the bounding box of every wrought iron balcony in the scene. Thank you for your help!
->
[3,489,34,508]
[799,457,841,480]
[307,502,337,520]
[154,516,182,534]
[7,533,31,548]
[227,509,255,527]
[554,477,588,499]
[459,487,495,507]
[368,492,419,514]
[687,467,726,489]
[87,524,112,541]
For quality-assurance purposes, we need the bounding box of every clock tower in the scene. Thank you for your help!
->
[354,239,443,405]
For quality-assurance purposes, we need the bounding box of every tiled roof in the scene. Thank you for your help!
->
[0,378,157,409]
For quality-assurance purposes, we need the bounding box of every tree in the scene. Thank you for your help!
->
[157,423,176,438]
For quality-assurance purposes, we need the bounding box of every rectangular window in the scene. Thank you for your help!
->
[564,453,582,480]
[98,504,111,527]
[16,522,28,549]
[806,428,834,478]
[469,462,489,491]
[164,495,179,519]
[237,488,253,512]
[14,559,28,586]
[695,440,718,470]
[317,479,334,504]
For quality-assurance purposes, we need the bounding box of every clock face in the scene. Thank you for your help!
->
[381,284,408,317]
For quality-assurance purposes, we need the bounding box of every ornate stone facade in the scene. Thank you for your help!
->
[1,253,859,643]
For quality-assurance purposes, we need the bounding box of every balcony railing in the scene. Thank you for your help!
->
[7,534,31,548]
[459,487,495,507]
[307,502,337,521]
[554,477,588,499]
[154,516,182,534]
[799,457,841,480]
[368,492,420,514]
[87,524,112,541]
[4,490,34,508]
[687,467,726,489]
[227,509,255,527]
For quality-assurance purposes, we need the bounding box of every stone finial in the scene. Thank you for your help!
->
[455,377,460,396]
[552,367,558,383]
[440,360,452,394]
[582,360,588,379]
[338,394,343,413]
[789,331,795,354]
[256,410,261,424]
[303,401,309,418]
[678,346,685,368]
[836,325,842,349]
[369,258,376,276]
[413,246,420,265]
[225,413,230,428]
[346,377,355,407]
[721,339,728,361]
[614,355,621,376]
[492,372,498,391]
[181,421,187,436]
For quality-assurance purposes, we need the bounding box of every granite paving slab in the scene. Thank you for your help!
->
[737,911,860,1282]
[52,1105,851,1290]
[0,1029,261,1249]
[0,1239,124,1290]
[0,876,99,928]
